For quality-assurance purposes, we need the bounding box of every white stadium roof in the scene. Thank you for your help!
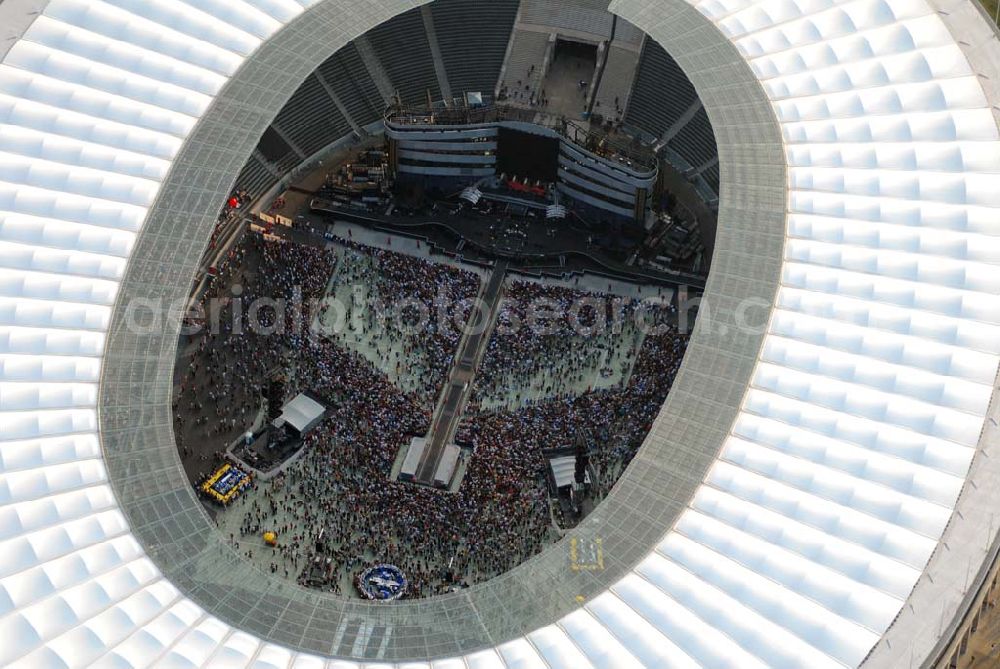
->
[0,0,998,667]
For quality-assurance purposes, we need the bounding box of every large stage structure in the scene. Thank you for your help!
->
[385,98,659,225]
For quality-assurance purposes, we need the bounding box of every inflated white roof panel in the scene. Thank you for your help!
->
[0,93,183,162]
[41,0,243,76]
[0,66,198,138]
[0,0,996,666]
[556,608,644,669]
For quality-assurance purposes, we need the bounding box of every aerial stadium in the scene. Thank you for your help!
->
[0,0,999,666]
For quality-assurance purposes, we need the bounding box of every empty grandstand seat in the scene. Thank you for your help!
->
[592,45,638,121]
[367,8,441,106]
[624,38,698,138]
[501,30,550,94]
[519,0,614,38]
[316,43,386,128]
[668,107,718,178]
[431,0,518,95]
[235,40,388,204]
[234,156,274,201]
[702,163,720,194]
[272,74,353,158]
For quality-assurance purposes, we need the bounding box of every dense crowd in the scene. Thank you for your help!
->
[174,234,336,479]
[471,280,652,407]
[588,318,688,493]
[463,297,686,501]
[177,231,688,599]
[230,331,555,596]
[323,241,479,406]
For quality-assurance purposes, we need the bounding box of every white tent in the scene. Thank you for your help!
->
[400,437,427,480]
[434,444,462,486]
[549,456,588,488]
[274,393,325,434]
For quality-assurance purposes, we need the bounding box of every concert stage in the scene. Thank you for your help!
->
[309,201,705,290]
[229,392,328,479]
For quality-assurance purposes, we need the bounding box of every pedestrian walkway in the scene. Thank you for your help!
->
[415,261,509,484]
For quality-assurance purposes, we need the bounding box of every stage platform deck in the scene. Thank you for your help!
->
[434,444,462,487]
[399,437,427,480]
[309,201,706,289]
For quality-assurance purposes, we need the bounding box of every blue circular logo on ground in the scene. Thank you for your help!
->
[357,564,408,601]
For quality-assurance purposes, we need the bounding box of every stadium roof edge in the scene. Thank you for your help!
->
[0,0,997,665]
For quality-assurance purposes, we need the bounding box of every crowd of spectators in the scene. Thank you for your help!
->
[176,231,688,599]
[230,331,554,597]
[323,241,479,406]
[471,280,655,408]
[174,233,336,480]
[465,285,685,502]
